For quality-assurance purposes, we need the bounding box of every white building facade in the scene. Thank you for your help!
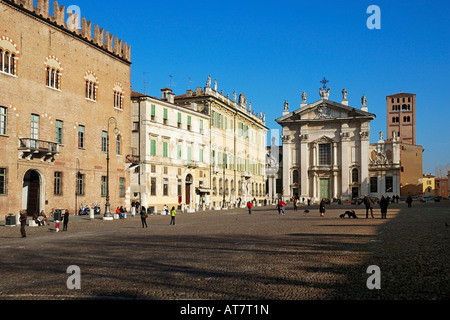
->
[130,90,211,213]
[276,85,400,203]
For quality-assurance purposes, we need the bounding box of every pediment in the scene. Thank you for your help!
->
[276,99,376,123]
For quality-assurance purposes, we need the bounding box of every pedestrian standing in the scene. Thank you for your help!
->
[380,196,389,219]
[247,201,253,215]
[140,206,148,228]
[363,196,374,218]
[293,199,298,211]
[19,210,27,238]
[63,209,69,231]
[276,200,281,214]
[319,198,326,217]
[170,206,176,225]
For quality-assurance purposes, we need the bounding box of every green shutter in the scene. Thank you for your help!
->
[178,112,182,123]
[151,140,156,156]
[163,142,168,158]
[187,116,191,126]
[151,104,155,117]
[164,108,168,119]
[177,145,182,160]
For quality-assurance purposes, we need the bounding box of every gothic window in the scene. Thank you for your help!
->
[44,56,63,90]
[84,71,98,101]
[113,82,124,110]
[319,143,332,166]
[0,106,6,135]
[0,36,19,76]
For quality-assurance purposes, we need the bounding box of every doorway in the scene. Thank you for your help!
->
[23,170,41,216]
[320,179,330,200]
[185,174,193,206]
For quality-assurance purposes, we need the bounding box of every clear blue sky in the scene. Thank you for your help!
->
[69,0,449,175]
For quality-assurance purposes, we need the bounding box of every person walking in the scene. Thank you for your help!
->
[406,195,413,208]
[319,198,326,217]
[363,196,374,218]
[380,196,389,219]
[276,200,281,215]
[247,201,253,215]
[63,209,69,231]
[279,200,287,215]
[293,199,298,212]
[19,210,27,238]
[170,206,176,225]
[140,206,148,228]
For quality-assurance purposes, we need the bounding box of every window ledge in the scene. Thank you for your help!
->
[46,86,61,92]
[0,71,17,78]
[85,98,97,103]
[113,107,123,111]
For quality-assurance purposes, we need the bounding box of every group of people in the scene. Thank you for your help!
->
[139,205,177,228]
[115,206,128,219]
[19,209,70,238]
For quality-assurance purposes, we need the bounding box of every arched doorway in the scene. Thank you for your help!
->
[23,170,42,216]
[185,174,193,206]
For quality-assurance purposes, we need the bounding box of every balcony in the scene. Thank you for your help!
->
[19,138,60,162]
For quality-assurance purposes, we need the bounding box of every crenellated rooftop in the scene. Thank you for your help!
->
[3,0,131,63]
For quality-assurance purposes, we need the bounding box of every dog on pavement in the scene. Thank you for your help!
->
[340,210,358,219]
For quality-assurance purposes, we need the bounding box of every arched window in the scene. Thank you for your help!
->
[84,71,99,101]
[0,36,20,76]
[44,56,63,90]
[352,168,359,183]
[113,82,124,110]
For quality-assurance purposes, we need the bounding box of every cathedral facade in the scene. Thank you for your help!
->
[275,83,401,203]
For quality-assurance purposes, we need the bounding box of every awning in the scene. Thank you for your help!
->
[196,188,212,194]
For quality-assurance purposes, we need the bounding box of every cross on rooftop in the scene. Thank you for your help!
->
[320,77,330,90]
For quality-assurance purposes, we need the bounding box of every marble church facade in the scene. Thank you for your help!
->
[275,83,401,203]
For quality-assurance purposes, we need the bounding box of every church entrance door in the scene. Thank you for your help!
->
[320,179,330,200]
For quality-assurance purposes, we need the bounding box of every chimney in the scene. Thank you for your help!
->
[186,90,193,97]
[161,88,175,104]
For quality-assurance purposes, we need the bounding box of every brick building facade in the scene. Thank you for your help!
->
[0,0,132,217]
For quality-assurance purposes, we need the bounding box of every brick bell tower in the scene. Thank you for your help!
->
[386,92,416,145]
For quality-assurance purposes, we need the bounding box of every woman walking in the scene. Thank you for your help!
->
[319,198,326,217]
[140,206,148,228]
[63,209,69,231]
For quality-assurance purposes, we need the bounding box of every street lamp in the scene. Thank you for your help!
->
[104,117,119,220]
[222,153,227,209]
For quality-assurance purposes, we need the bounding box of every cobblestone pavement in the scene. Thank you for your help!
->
[0,201,449,301]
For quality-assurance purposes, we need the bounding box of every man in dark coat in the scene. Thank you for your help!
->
[380,196,389,219]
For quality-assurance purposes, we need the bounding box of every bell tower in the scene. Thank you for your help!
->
[386,92,416,145]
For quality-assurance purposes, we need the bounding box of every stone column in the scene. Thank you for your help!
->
[282,134,291,201]
[360,131,370,196]
[340,131,350,200]
[300,134,309,199]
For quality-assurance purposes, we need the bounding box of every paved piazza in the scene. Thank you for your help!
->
[0,202,448,301]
